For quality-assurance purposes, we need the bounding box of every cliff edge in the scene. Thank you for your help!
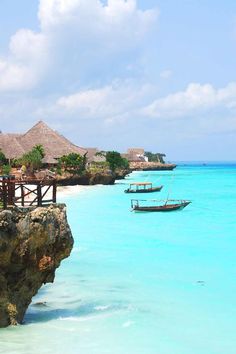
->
[0,204,73,327]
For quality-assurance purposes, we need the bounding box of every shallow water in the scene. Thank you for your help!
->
[1,165,236,354]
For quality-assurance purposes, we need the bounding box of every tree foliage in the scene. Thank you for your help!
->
[95,151,106,158]
[145,151,166,163]
[34,144,45,158]
[106,151,129,172]
[2,164,11,175]
[0,149,7,166]
[58,153,86,174]
[18,145,45,172]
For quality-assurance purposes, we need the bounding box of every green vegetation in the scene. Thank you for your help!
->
[58,153,86,175]
[87,161,109,174]
[0,149,7,166]
[2,165,11,175]
[106,151,129,172]
[34,144,45,158]
[145,151,166,164]
[95,151,106,158]
[17,145,45,173]
[0,150,11,175]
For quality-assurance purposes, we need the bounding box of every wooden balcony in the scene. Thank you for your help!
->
[0,176,57,209]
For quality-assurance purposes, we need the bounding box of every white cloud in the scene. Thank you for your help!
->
[9,29,46,62]
[0,29,48,91]
[0,0,158,92]
[143,82,236,118]
[39,0,157,41]
[41,81,236,134]
[55,80,154,122]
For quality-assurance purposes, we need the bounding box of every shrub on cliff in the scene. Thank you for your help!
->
[58,153,86,175]
[106,151,129,172]
[145,151,166,163]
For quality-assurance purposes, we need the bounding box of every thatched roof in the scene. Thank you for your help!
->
[0,134,25,159]
[85,148,106,163]
[0,121,87,162]
[125,148,146,162]
[41,155,58,164]
[127,148,145,155]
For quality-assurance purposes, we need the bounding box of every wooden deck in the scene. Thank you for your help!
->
[0,176,57,209]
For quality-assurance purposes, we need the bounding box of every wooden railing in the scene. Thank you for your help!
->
[0,177,57,209]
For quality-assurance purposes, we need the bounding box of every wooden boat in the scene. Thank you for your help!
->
[131,199,191,212]
[124,182,163,194]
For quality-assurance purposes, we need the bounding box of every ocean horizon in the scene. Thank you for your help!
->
[173,161,236,165]
[1,163,236,354]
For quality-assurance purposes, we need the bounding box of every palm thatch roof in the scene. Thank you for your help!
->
[0,121,87,163]
[127,148,145,155]
[0,134,25,159]
[85,148,106,163]
[123,148,146,162]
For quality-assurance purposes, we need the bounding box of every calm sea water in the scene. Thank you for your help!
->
[1,164,236,354]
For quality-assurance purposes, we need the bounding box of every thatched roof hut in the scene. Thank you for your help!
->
[125,148,147,162]
[0,134,25,159]
[0,121,87,163]
[85,148,106,164]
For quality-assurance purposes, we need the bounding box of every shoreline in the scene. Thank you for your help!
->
[57,185,92,199]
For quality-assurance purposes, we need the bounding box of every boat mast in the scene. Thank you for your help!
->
[165,174,175,205]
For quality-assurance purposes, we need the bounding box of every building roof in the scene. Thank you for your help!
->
[125,148,146,162]
[127,148,145,155]
[85,148,106,163]
[0,121,87,161]
[0,134,25,159]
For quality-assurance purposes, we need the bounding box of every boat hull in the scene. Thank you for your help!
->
[133,201,191,212]
[124,186,163,193]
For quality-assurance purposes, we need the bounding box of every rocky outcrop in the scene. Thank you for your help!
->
[130,162,177,171]
[57,169,130,186]
[0,204,73,327]
[57,173,115,186]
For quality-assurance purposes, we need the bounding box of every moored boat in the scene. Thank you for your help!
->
[124,182,163,194]
[131,199,191,212]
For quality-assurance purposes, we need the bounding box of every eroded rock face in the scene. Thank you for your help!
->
[0,204,73,327]
[129,161,177,171]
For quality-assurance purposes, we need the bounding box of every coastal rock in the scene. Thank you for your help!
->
[0,204,73,328]
[130,161,176,171]
[57,170,129,186]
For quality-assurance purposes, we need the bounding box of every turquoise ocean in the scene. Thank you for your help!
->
[1,164,236,354]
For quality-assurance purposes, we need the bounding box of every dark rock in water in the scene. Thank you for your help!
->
[0,204,73,328]
[33,302,48,307]
[196,280,206,286]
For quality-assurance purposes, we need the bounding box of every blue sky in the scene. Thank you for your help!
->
[0,0,236,160]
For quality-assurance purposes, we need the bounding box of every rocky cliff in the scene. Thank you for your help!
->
[130,162,176,171]
[0,204,73,327]
[57,169,130,186]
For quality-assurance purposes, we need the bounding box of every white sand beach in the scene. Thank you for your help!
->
[57,185,90,199]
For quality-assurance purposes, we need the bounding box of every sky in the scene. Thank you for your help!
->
[0,0,236,161]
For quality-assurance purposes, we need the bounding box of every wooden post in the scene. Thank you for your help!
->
[37,182,42,207]
[52,180,57,203]
[7,179,15,206]
[21,184,25,207]
[2,181,7,209]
